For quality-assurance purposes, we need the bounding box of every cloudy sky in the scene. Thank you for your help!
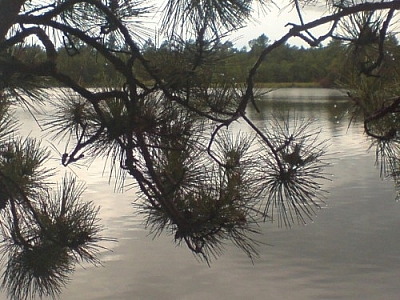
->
[151,0,335,49]
[151,0,398,49]
[228,1,333,49]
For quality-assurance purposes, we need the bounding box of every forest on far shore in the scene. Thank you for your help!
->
[15,33,398,88]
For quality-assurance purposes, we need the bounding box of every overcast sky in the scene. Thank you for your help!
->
[151,1,334,49]
[227,1,333,49]
[151,1,399,49]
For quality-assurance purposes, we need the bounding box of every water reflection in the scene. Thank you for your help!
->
[4,88,400,300]
[250,88,350,121]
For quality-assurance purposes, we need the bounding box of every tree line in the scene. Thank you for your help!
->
[18,34,357,88]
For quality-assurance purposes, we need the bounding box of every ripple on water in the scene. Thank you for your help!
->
[9,89,400,300]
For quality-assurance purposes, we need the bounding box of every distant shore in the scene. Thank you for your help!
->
[254,82,326,89]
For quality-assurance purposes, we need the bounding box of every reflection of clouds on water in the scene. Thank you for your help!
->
[8,88,400,300]
[15,100,143,258]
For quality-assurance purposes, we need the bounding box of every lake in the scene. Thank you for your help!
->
[5,88,400,300]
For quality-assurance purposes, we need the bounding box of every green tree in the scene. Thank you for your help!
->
[1,0,400,299]
[248,34,270,56]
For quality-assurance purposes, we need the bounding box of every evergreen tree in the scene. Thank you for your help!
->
[0,0,400,298]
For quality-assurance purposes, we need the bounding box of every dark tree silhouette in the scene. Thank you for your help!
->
[0,0,400,298]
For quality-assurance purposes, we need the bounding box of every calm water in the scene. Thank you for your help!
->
[5,88,400,299]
